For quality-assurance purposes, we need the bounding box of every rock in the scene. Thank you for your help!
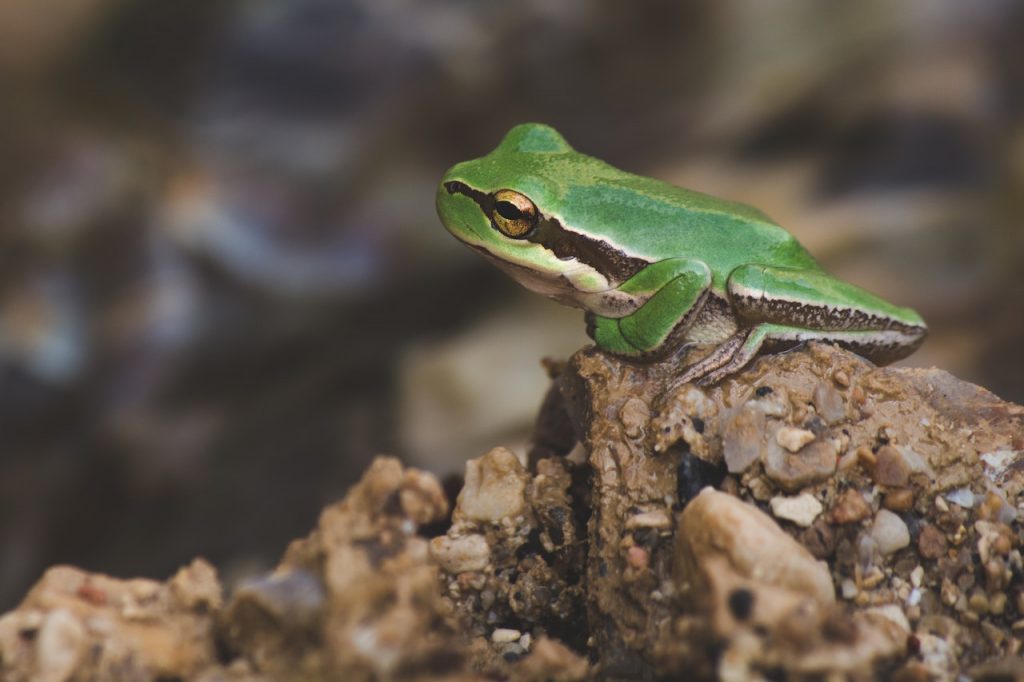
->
[763,436,838,492]
[769,493,824,527]
[828,488,872,524]
[618,397,650,439]
[873,445,910,487]
[0,561,221,681]
[676,488,834,606]
[430,535,490,573]
[721,404,765,474]
[226,569,326,635]
[455,446,529,524]
[776,426,816,453]
[492,628,521,643]
[945,487,975,509]
[870,510,910,555]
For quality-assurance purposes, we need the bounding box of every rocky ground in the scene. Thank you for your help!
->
[2,343,1023,681]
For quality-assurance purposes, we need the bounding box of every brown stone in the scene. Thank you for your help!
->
[917,523,948,560]
[829,488,872,524]
[873,445,910,488]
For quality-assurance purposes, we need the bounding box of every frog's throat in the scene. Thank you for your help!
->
[472,247,643,316]
[444,181,648,286]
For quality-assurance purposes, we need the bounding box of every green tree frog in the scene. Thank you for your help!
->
[436,124,926,385]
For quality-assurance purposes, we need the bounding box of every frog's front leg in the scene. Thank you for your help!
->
[587,258,711,357]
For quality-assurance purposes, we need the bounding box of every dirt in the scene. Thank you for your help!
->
[2,342,1023,681]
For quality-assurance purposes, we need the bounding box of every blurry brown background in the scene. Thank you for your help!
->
[1,0,1022,608]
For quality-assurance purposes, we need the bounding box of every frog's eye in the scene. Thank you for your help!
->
[490,189,538,239]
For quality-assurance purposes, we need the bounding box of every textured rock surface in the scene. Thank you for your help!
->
[0,560,222,681]
[1,342,1023,681]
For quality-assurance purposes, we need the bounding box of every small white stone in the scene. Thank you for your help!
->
[775,426,815,453]
[871,509,910,555]
[625,510,672,529]
[840,578,858,599]
[769,493,823,527]
[36,609,86,682]
[907,588,922,606]
[456,447,528,524]
[981,449,1017,477]
[519,633,532,651]
[910,565,925,588]
[945,488,975,509]
[429,534,490,573]
[491,628,521,643]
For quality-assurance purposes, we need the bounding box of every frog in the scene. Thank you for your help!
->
[435,123,926,386]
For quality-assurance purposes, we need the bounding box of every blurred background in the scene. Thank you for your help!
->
[1,0,1022,607]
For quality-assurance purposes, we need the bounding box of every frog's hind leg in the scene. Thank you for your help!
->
[694,323,925,386]
[726,264,927,364]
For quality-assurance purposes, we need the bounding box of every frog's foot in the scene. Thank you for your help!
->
[691,322,927,387]
[668,328,749,389]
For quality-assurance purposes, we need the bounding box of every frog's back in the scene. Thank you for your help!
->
[556,158,822,288]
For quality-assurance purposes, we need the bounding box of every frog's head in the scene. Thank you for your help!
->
[436,123,628,303]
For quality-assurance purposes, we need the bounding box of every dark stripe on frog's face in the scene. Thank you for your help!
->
[443,181,648,286]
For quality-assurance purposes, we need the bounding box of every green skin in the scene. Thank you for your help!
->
[436,123,926,386]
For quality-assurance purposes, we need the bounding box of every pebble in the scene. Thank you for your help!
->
[945,488,975,509]
[968,590,989,614]
[36,609,86,682]
[812,382,846,424]
[763,437,838,492]
[491,628,522,643]
[883,488,915,512]
[873,445,910,488]
[675,488,834,606]
[231,570,326,631]
[832,370,850,387]
[776,426,815,453]
[429,534,491,573]
[625,510,672,529]
[829,488,872,524]
[840,578,858,599]
[721,405,765,474]
[910,565,924,588]
[625,546,650,570]
[769,493,823,528]
[455,447,528,523]
[871,509,910,556]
